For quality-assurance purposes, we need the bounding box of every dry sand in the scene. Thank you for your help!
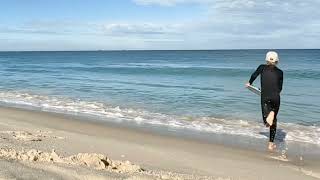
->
[0,106,319,180]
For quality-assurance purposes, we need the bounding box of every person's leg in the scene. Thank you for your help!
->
[269,120,277,142]
[266,111,275,126]
[268,96,280,150]
[268,115,277,150]
[261,98,270,127]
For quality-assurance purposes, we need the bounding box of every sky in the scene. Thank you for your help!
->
[0,0,319,51]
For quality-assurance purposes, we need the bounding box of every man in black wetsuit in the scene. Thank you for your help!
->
[246,51,283,151]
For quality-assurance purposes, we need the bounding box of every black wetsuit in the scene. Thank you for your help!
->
[249,64,283,142]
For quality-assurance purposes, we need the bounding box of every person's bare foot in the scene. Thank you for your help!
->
[268,142,276,151]
[266,111,275,126]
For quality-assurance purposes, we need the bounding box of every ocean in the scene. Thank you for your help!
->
[0,50,319,146]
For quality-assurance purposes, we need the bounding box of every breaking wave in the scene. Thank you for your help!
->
[0,91,319,146]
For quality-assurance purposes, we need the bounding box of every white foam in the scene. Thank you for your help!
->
[0,91,319,146]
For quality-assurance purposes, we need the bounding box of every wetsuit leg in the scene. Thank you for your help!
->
[269,96,280,142]
[269,120,277,142]
[261,96,280,142]
[261,98,271,126]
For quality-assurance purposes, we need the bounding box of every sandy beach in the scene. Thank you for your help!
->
[0,106,319,180]
[2,0,320,178]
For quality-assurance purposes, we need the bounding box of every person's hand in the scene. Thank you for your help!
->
[245,82,251,87]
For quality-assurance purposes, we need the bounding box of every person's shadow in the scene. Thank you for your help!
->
[259,128,287,142]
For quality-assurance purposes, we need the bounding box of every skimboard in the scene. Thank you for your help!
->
[247,85,261,96]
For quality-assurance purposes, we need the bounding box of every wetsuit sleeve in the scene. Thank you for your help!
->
[249,65,264,85]
[279,70,283,93]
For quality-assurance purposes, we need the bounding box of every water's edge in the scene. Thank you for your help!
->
[0,90,319,162]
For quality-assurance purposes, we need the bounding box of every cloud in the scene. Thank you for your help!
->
[132,0,320,48]
[133,0,256,7]
[102,23,181,35]
[0,21,100,36]
[0,21,185,50]
[132,0,320,33]
[0,21,181,37]
[0,27,70,35]
[192,1,320,37]
[132,0,193,6]
[212,1,320,35]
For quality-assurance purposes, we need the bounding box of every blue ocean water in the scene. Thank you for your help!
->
[0,50,319,145]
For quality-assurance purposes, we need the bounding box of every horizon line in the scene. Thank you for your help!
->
[0,48,319,52]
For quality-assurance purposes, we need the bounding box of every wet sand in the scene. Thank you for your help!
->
[0,106,319,180]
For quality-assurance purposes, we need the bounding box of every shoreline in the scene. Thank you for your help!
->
[0,90,319,148]
[1,104,320,159]
[0,106,319,179]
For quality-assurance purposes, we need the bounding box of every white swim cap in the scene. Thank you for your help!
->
[265,51,279,64]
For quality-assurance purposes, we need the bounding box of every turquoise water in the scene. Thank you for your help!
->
[0,50,319,145]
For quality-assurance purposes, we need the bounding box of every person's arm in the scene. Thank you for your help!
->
[248,65,264,85]
[279,70,283,93]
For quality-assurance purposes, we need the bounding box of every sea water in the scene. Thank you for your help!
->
[0,50,319,146]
